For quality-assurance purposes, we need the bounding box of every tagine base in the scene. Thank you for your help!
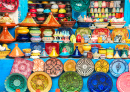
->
[0,39,16,43]
[0,23,17,28]
[18,23,39,27]
[40,24,61,28]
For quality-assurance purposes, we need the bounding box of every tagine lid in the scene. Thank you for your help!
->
[27,72,52,92]
[60,47,70,56]
[76,58,94,76]
[41,12,61,28]
[0,26,16,43]
[87,72,113,92]
[64,60,76,72]
[19,13,39,27]
[95,59,109,73]
[0,13,17,27]
[110,59,128,77]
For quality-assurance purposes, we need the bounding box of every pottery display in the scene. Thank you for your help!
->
[23,48,31,58]
[64,60,76,72]
[71,46,83,58]
[30,50,41,59]
[49,48,59,57]
[40,48,49,58]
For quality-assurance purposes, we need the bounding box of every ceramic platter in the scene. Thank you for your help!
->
[111,28,129,41]
[33,59,44,72]
[64,60,76,72]
[117,72,130,92]
[95,59,109,73]
[74,43,84,54]
[27,72,52,92]
[75,27,92,37]
[59,43,74,55]
[5,73,27,92]
[115,44,129,50]
[93,28,110,37]
[87,72,113,92]
[76,58,94,76]
[58,71,83,92]
[110,59,128,77]
[44,58,63,77]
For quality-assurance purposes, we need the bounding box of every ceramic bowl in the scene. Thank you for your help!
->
[37,8,44,13]
[50,1,56,4]
[51,4,58,9]
[42,37,53,43]
[59,8,66,13]
[51,9,58,13]
[31,13,37,17]
[28,1,33,4]
[58,4,66,8]
[17,27,29,34]
[107,26,115,30]
[30,37,41,42]
[23,49,31,53]
[77,22,93,27]
[30,30,41,36]
[0,50,11,59]
[110,22,126,28]
[58,14,65,18]
[94,22,109,28]
[37,17,45,21]
[44,4,52,9]
[29,9,37,13]
[60,20,76,28]
[42,1,49,4]
[44,9,51,13]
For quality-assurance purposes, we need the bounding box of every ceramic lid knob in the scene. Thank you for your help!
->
[27,12,31,16]
[3,26,7,30]
[49,12,53,15]
[15,44,18,46]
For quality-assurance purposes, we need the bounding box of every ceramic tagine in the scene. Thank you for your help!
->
[30,50,41,59]
[19,13,39,27]
[71,46,83,58]
[0,13,17,27]
[40,48,49,58]
[9,44,24,58]
[121,52,128,59]
[93,51,100,59]
[41,12,61,28]
[60,47,70,58]
[49,48,59,57]
[0,26,16,43]
[114,51,121,59]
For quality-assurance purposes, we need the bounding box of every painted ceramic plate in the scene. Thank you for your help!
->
[76,58,94,76]
[93,28,110,37]
[117,72,130,92]
[58,71,83,92]
[59,43,74,55]
[45,43,59,55]
[5,73,27,92]
[27,72,52,92]
[111,28,129,41]
[31,42,45,52]
[110,59,128,77]
[95,59,109,73]
[33,59,44,72]
[87,72,113,92]
[64,60,76,72]
[74,43,85,54]
[44,58,63,77]
[115,44,129,50]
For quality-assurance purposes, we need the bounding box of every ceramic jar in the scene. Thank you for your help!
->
[107,47,114,59]
[83,44,91,52]
[43,29,53,37]
[91,46,98,54]
[99,48,106,56]
[29,27,41,36]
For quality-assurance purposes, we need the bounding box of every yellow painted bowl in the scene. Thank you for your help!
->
[99,48,106,54]
[0,50,11,59]
[83,44,91,51]
[107,26,115,30]
[51,9,58,13]
[23,49,31,53]
[31,53,40,56]
[17,27,29,34]
[42,1,49,4]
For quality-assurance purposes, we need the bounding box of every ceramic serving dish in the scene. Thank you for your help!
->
[64,60,76,72]
[0,50,11,59]
[110,22,126,28]
[51,9,58,13]
[94,22,109,28]
[58,4,66,8]
[58,14,65,18]
[37,8,44,13]
[29,9,37,13]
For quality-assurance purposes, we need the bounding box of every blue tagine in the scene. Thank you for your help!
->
[87,72,113,92]
[40,48,49,58]
[71,46,83,58]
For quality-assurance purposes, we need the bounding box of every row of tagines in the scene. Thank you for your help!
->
[0,43,130,59]
[4,58,130,92]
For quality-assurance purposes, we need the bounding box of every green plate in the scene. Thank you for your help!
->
[58,71,83,92]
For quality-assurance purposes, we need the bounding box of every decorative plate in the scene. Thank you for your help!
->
[27,72,52,92]
[95,59,109,73]
[93,28,110,37]
[58,71,83,92]
[10,58,34,78]
[5,73,27,92]
[115,44,129,50]
[59,43,74,55]
[33,59,44,72]
[111,28,129,41]
[76,58,94,76]
[74,43,85,54]
[117,72,130,92]
[87,72,113,92]
[64,60,76,72]
[75,27,92,37]
[110,59,128,77]
[45,43,59,55]
[44,58,63,77]
[91,44,101,49]
[30,42,45,52]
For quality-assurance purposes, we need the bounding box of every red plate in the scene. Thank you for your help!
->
[93,28,110,37]
[117,72,130,92]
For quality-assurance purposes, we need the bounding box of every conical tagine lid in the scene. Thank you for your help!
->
[19,13,39,27]
[41,12,61,28]
[9,44,24,57]
[49,48,59,57]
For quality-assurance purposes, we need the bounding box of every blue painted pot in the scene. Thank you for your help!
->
[91,46,98,54]
[17,34,30,42]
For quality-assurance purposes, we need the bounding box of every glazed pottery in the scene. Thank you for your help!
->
[51,9,58,13]
[83,44,91,56]
[58,4,66,8]
[71,46,83,58]
[44,4,52,8]
[51,4,58,9]
[29,9,37,13]
[94,1,98,8]
[5,73,27,92]
[58,14,65,18]
[107,47,114,59]
[99,48,106,56]
[91,46,98,54]
[64,60,76,72]
[17,34,30,42]
[76,58,94,76]
[43,29,53,37]
[30,37,41,42]
[87,72,113,92]
[60,47,70,58]
[59,8,66,13]
[114,51,121,58]
[44,58,63,77]
[0,49,10,59]
[50,1,56,4]
[9,44,24,58]
[37,8,44,13]
[29,27,41,36]
[93,51,100,59]
[27,72,52,92]
[33,59,44,72]
[114,49,121,57]
[76,34,81,43]
[42,1,49,4]
[16,27,29,34]
[102,1,106,8]
[121,52,128,59]
[40,48,48,58]
[49,48,59,57]
[23,48,31,58]
[121,49,128,56]
[58,71,83,92]
[87,52,93,59]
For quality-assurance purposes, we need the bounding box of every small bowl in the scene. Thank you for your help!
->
[44,9,51,13]
[59,8,66,13]
[37,8,44,13]
[77,22,93,27]
[31,13,37,17]
[44,4,52,9]
[37,17,45,21]
[110,22,126,28]
[58,14,65,18]
[29,9,37,13]
[30,37,41,42]
[41,1,49,4]
[58,4,66,8]
[94,22,109,28]
[50,1,56,4]
[55,17,58,21]
[51,9,58,13]
[0,50,11,59]
[23,49,31,53]
[51,4,58,9]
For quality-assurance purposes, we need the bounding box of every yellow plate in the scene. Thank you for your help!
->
[64,60,76,72]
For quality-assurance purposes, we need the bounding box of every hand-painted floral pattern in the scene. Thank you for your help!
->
[33,59,44,72]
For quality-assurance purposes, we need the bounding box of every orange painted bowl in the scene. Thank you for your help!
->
[23,49,31,53]
[0,50,11,59]
[60,20,76,28]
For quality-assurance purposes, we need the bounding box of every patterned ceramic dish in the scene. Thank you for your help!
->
[5,73,27,92]
[0,50,11,59]
[110,22,126,28]
[94,22,109,28]
[27,72,52,92]
[64,60,76,72]
[30,37,41,42]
